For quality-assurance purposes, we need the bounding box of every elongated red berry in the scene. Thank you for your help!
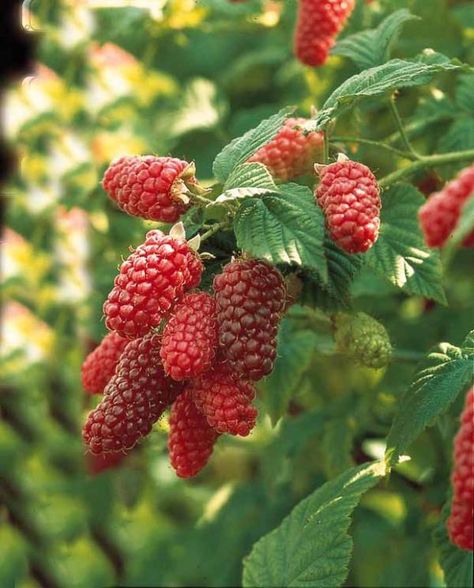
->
[248,118,324,181]
[86,451,128,475]
[83,333,182,454]
[315,158,381,254]
[160,292,218,381]
[213,259,286,381]
[447,387,473,551]
[81,332,128,394]
[168,389,219,478]
[102,156,197,223]
[103,229,203,338]
[191,362,257,436]
[294,0,355,67]
[419,165,474,248]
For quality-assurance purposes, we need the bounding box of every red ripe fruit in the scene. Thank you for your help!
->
[248,118,324,181]
[419,165,474,248]
[213,259,286,381]
[294,0,355,67]
[81,332,128,394]
[191,362,257,437]
[160,292,218,381]
[447,387,474,551]
[102,156,197,223]
[86,451,128,475]
[103,229,203,338]
[82,333,182,454]
[315,158,381,254]
[168,389,219,478]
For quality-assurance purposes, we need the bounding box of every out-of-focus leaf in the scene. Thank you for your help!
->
[450,197,474,246]
[321,418,355,478]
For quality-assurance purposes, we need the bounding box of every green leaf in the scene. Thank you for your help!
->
[450,197,474,246]
[321,418,355,478]
[365,184,446,304]
[385,336,474,466]
[332,9,419,70]
[438,117,474,154]
[215,162,278,203]
[213,108,293,183]
[242,461,386,588]
[234,184,328,280]
[313,54,467,130]
[433,500,474,588]
[259,319,317,425]
[455,73,474,114]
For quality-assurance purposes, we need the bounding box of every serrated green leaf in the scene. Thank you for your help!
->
[433,500,474,588]
[450,197,474,246]
[332,9,419,70]
[242,461,386,588]
[215,162,278,203]
[313,55,467,130]
[385,339,474,466]
[234,184,328,280]
[212,108,293,183]
[365,184,446,304]
[463,329,474,350]
[259,319,317,425]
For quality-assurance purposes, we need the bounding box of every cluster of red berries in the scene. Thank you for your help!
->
[294,0,355,67]
[418,164,474,248]
[447,387,474,552]
[82,221,287,476]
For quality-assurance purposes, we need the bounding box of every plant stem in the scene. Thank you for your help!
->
[200,220,229,242]
[331,136,415,160]
[187,191,213,206]
[379,149,474,188]
[389,95,421,160]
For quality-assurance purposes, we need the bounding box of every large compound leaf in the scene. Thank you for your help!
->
[234,184,327,280]
[386,330,474,466]
[213,108,292,182]
[332,9,419,70]
[242,461,386,588]
[365,184,446,304]
[312,54,466,130]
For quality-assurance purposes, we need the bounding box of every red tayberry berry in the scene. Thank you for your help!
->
[102,156,198,223]
[315,158,381,254]
[294,0,355,67]
[419,164,474,248]
[83,333,182,454]
[447,387,474,551]
[248,118,324,181]
[81,332,128,394]
[160,292,218,381]
[213,258,286,381]
[191,362,257,436]
[168,389,219,478]
[103,229,203,339]
[86,451,128,475]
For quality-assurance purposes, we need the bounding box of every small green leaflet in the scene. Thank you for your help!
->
[385,330,474,467]
[259,319,317,425]
[332,9,419,70]
[312,53,467,130]
[433,500,474,588]
[234,183,328,280]
[242,461,386,588]
[212,108,293,183]
[365,184,446,304]
[214,162,278,203]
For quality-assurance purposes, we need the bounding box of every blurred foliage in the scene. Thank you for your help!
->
[1,0,473,587]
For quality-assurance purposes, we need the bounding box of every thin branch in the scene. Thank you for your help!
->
[389,95,421,160]
[331,136,415,160]
[200,220,230,242]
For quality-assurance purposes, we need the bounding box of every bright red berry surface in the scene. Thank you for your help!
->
[83,333,182,454]
[191,362,257,436]
[103,229,203,339]
[161,292,218,381]
[248,117,324,181]
[102,156,193,223]
[81,332,128,394]
[419,164,474,248]
[213,259,286,381]
[168,389,219,478]
[294,0,355,67]
[316,159,381,254]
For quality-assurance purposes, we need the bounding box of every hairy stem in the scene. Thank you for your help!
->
[389,95,421,160]
[200,220,230,242]
[331,136,415,160]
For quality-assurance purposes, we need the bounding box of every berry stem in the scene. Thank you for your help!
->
[388,95,421,161]
[200,220,230,242]
[331,136,415,160]
[379,149,474,188]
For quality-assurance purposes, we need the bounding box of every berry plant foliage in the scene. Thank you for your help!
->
[5,1,474,587]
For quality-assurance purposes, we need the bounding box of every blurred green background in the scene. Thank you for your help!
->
[1,1,473,586]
